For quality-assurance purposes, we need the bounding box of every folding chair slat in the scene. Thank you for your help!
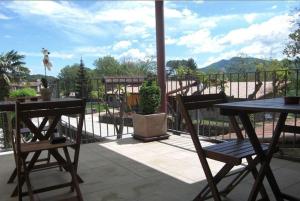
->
[204,141,269,164]
[184,99,226,110]
[206,140,253,153]
[21,140,76,153]
[204,140,242,151]
[181,93,226,102]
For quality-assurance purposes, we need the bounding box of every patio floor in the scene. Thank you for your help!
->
[0,134,300,201]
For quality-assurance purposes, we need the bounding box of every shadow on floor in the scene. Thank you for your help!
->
[0,140,299,201]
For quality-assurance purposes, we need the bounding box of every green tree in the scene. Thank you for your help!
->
[58,63,92,96]
[94,56,121,76]
[58,64,80,96]
[187,58,197,70]
[166,58,197,75]
[119,56,156,76]
[256,59,289,98]
[75,58,88,98]
[0,50,29,100]
[284,8,300,65]
[94,55,155,77]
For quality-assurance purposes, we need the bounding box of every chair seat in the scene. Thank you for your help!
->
[21,140,75,153]
[19,126,57,134]
[204,140,269,165]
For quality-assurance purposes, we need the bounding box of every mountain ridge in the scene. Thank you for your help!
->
[200,57,270,73]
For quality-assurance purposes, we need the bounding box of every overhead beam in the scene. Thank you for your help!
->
[155,0,166,112]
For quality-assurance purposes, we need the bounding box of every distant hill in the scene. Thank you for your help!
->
[200,57,270,73]
[26,74,57,82]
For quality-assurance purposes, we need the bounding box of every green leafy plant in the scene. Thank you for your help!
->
[41,77,48,88]
[139,80,161,115]
[9,88,37,98]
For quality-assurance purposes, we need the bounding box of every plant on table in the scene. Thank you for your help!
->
[9,88,37,98]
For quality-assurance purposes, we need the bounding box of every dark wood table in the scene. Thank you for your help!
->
[0,98,80,112]
[216,98,299,201]
[0,100,15,111]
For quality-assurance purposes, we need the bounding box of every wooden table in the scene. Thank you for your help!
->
[0,100,15,111]
[0,98,80,112]
[216,98,299,201]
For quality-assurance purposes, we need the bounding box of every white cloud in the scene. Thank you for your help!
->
[165,36,177,45]
[177,29,224,53]
[21,51,74,59]
[74,46,111,56]
[239,41,285,59]
[118,48,146,60]
[244,13,259,24]
[4,1,104,37]
[220,15,292,46]
[113,41,132,51]
[185,14,294,67]
[51,52,74,59]
[271,5,278,10]
[123,25,150,38]
[193,0,204,4]
[3,1,155,41]
[94,4,155,28]
[0,13,10,20]
[165,7,184,18]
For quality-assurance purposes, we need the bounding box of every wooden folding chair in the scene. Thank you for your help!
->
[11,99,86,201]
[7,126,61,184]
[176,92,271,201]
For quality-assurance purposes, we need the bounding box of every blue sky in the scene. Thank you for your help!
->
[0,1,299,77]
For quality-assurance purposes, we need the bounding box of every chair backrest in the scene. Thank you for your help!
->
[176,92,228,149]
[14,99,86,153]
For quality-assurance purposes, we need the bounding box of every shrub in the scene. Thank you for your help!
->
[9,88,37,98]
[139,80,161,115]
[41,77,48,88]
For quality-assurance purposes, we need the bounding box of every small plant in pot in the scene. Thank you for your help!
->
[9,88,37,102]
[40,78,52,101]
[132,80,169,142]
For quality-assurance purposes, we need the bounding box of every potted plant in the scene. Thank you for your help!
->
[9,88,38,102]
[132,80,169,142]
[40,78,52,101]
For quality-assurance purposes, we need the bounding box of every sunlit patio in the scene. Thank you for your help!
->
[1,134,299,201]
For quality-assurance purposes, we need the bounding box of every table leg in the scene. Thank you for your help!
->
[228,116,270,200]
[239,112,287,201]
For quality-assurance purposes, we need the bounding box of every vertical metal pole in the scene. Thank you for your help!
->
[155,0,166,112]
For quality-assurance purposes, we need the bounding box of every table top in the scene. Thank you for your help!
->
[216,97,300,114]
[0,98,81,112]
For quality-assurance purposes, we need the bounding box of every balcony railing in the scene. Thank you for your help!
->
[1,69,300,151]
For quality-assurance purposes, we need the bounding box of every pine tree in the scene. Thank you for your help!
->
[75,58,87,98]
